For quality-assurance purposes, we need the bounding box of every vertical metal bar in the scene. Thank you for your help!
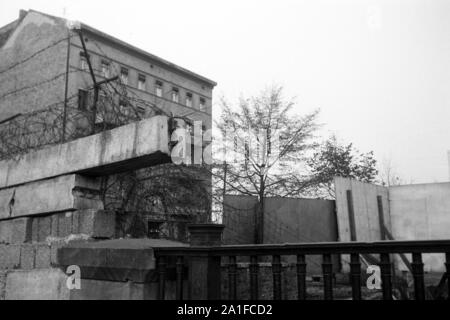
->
[380,253,393,300]
[272,255,282,300]
[228,256,237,300]
[346,190,357,241]
[411,253,425,300]
[445,253,450,301]
[377,195,386,240]
[157,256,166,300]
[322,254,333,300]
[350,253,362,300]
[175,256,184,300]
[296,254,307,300]
[249,255,259,300]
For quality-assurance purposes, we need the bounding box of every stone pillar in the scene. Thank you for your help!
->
[187,224,224,300]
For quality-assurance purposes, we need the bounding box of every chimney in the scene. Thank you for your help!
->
[19,10,27,20]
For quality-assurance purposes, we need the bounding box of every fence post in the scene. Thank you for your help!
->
[188,224,225,300]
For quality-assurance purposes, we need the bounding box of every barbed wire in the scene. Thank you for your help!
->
[0,36,72,76]
[0,69,79,101]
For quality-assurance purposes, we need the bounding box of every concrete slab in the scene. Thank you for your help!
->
[5,268,69,300]
[57,238,186,283]
[0,115,170,189]
[0,174,102,220]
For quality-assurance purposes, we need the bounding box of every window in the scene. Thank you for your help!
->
[199,97,206,111]
[186,92,193,108]
[172,87,179,103]
[101,60,110,78]
[138,74,146,91]
[155,81,163,97]
[78,89,88,110]
[120,67,128,85]
[79,52,89,71]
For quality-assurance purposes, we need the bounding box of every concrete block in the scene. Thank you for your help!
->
[50,242,66,266]
[0,218,32,244]
[69,279,154,300]
[0,244,20,269]
[0,174,103,220]
[19,244,35,270]
[75,210,115,238]
[0,115,170,189]
[57,212,74,238]
[37,216,52,242]
[51,214,59,237]
[35,244,51,269]
[5,268,70,300]
[0,271,6,300]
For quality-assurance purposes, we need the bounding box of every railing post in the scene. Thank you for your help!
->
[380,253,393,300]
[296,254,307,300]
[350,253,361,300]
[411,253,425,300]
[158,256,166,300]
[228,256,237,300]
[272,255,282,300]
[250,255,259,300]
[445,253,450,301]
[322,254,333,300]
[187,224,224,300]
[176,256,184,300]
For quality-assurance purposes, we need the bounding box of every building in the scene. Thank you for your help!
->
[0,9,216,240]
[0,9,215,128]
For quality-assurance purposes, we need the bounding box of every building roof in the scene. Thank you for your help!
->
[19,9,217,87]
[79,22,217,87]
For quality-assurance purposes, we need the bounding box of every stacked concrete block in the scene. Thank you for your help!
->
[0,174,103,220]
[0,217,32,244]
[0,209,115,245]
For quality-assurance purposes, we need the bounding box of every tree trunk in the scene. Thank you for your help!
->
[255,176,265,244]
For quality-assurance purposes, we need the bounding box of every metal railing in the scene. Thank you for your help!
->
[154,240,450,300]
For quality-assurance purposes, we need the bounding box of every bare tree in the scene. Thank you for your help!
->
[379,158,404,187]
[213,85,320,243]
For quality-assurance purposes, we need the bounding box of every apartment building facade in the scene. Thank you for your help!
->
[0,9,215,128]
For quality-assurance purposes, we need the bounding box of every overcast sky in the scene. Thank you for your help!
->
[1,0,449,183]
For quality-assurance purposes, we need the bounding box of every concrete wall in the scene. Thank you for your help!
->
[223,195,337,245]
[334,177,390,243]
[222,195,258,245]
[334,178,450,272]
[390,182,450,272]
[223,195,338,274]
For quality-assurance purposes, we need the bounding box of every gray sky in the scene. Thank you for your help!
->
[1,0,449,183]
